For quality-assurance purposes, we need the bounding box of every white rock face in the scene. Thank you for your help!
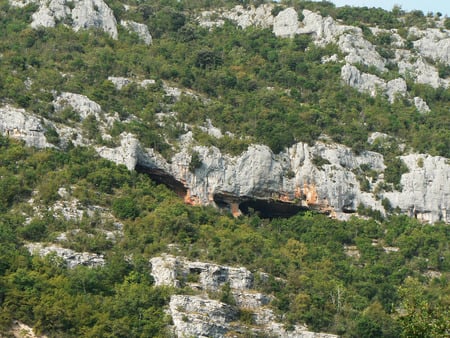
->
[121,20,152,45]
[298,10,357,45]
[72,0,118,38]
[273,7,299,38]
[339,33,386,72]
[412,28,450,65]
[384,154,450,223]
[107,76,156,90]
[1,99,449,223]
[224,4,274,29]
[96,130,450,223]
[0,105,52,148]
[53,92,102,120]
[108,76,132,90]
[341,64,407,102]
[96,133,142,170]
[397,52,449,89]
[413,96,431,113]
[11,0,118,39]
[150,254,253,290]
[31,0,70,28]
[169,295,237,338]
[154,255,338,338]
[25,243,105,268]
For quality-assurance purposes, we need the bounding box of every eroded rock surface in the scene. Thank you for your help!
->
[11,0,119,38]
[1,97,449,223]
[25,243,105,268]
[152,255,338,338]
[121,20,152,45]
[0,105,51,148]
[150,254,253,290]
[384,154,450,223]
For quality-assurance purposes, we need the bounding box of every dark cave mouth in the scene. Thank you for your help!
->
[136,167,308,219]
[135,165,187,198]
[213,193,307,219]
[239,198,308,218]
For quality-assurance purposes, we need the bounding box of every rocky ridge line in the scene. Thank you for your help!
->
[199,5,450,108]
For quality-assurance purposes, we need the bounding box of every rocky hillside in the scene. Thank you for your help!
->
[2,1,450,223]
[1,1,450,337]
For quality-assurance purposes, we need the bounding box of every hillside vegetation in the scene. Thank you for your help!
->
[0,0,450,337]
[1,0,449,156]
[0,135,449,336]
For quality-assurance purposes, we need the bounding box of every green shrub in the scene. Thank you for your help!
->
[112,196,140,219]
[44,125,60,145]
[384,157,409,190]
[189,150,202,172]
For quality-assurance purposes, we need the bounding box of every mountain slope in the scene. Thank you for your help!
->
[0,0,450,337]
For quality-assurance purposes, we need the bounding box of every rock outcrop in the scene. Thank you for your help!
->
[101,128,449,223]
[198,4,449,104]
[384,154,450,223]
[411,27,450,65]
[53,92,102,120]
[0,105,51,148]
[1,90,449,223]
[150,254,254,290]
[121,20,152,45]
[25,243,105,268]
[151,255,338,338]
[10,0,119,38]
[341,63,407,102]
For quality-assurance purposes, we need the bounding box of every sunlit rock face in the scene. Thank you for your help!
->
[151,254,339,338]
[11,0,118,38]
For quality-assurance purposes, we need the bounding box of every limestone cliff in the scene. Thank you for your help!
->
[9,0,152,41]
[101,131,449,223]
[1,100,449,223]
[151,254,338,338]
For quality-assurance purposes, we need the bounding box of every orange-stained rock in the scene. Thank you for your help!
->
[303,183,318,205]
[230,202,242,217]
[184,190,201,206]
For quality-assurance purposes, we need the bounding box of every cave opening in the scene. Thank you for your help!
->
[135,168,310,219]
[239,199,308,218]
[135,164,187,198]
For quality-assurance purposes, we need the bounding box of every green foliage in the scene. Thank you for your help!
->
[220,282,235,306]
[0,136,448,337]
[18,219,47,241]
[112,196,140,219]
[445,18,450,30]
[0,2,448,157]
[189,150,202,172]
[0,3,450,337]
[384,157,409,190]
[312,155,331,168]
[44,125,60,145]
[238,308,255,325]
[81,115,100,140]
